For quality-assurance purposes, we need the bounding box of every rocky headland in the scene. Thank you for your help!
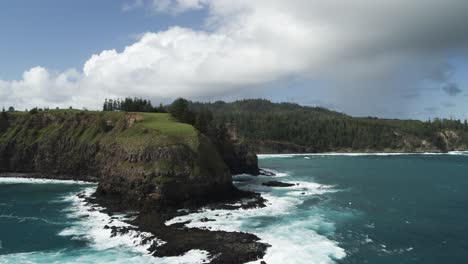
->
[0,110,267,263]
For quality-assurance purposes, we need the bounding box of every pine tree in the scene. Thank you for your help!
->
[103,99,108,111]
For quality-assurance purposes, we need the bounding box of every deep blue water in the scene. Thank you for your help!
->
[258,153,468,264]
[1,153,468,264]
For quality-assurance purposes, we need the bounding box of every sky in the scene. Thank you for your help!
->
[1,0,468,120]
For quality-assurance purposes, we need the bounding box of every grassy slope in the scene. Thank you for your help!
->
[2,110,200,151]
[1,110,226,182]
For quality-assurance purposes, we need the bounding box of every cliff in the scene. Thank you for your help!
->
[210,123,259,175]
[245,129,468,154]
[0,111,233,209]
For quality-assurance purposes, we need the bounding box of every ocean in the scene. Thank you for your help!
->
[1,153,468,264]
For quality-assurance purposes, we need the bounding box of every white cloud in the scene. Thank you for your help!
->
[2,0,468,112]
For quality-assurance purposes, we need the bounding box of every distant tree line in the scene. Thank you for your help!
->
[103,97,166,113]
[187,99,468,152]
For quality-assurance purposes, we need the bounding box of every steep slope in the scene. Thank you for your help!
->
[191,99,468,153]
[0,111,232,208]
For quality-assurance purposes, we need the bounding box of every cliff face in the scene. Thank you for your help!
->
[246,130,467,154]
[212,123,259,175]
[0,111,232,208]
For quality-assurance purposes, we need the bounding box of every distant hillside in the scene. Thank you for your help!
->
[190,99,468,153]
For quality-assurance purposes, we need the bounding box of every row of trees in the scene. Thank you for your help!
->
[103,97,166,113]
[1,107,15,112]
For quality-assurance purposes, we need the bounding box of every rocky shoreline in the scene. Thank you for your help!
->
[0,172,270,263]
[89,185,270,264]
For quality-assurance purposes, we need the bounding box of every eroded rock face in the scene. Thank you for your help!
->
[0,112,233,209]
[215,123,260,175]
[95,140,233,209]
[433,130,461,152]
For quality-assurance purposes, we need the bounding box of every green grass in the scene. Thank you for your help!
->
[120,112,199,150]
[138,113,196,138]
[2,110,200,151]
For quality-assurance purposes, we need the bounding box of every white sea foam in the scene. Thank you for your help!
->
[54,186,212,263]
[257,154,296,159]
[0,249,211,264]
[258,168,290,177]
[448,151,468,155]
[285,181,337,196]
[258,151,468,158]
[0,214,64,225]
[58,187,159,254]
[0,177,92,185]
[166,180,346,264]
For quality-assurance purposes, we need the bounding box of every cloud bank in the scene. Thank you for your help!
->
[2,0,468,114]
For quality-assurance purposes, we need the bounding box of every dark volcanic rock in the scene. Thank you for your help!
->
[91,187,269,264]
[262,181,295,187]
[209,123,260,176]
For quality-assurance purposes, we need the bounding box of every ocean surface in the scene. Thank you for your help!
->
[1,153,468,264]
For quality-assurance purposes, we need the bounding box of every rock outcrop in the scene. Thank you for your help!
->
[0,111,233,209]
[209,123,260,175]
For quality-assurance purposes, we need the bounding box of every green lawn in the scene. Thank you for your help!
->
[139,113,197,139]
[106,112,200,150]
[4,110,200,150]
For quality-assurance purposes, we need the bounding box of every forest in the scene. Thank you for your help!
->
[188,99,468,152]
[3,98,468,153]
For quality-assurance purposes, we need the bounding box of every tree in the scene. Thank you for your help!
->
[0,108,8,132]
[195,109,213,133]
[29,107,39,114]
[157,103,166,113]
[103,99,109,111]
[8,106,15,112]
[168,98,195,124]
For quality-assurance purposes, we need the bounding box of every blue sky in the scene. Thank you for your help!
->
[0,0,467,120]
[0,0,206,79]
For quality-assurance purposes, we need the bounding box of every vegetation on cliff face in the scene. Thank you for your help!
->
[0,110,231,208]
[190,99,468,153]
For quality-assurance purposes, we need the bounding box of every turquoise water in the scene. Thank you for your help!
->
[2,153,468,263]
[169,153,468,264]
[0,179,210,264]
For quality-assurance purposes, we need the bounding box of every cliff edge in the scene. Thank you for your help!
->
[0,111,233,209]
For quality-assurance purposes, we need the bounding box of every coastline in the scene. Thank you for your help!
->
[90,185,270,264]
[0,174,96,185]
[0,174,270,263]
[257,150,468,158]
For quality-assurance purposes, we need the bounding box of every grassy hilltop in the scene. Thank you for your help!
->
[0,110,231,207]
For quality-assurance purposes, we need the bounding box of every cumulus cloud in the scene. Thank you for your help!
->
[2,0,468,112]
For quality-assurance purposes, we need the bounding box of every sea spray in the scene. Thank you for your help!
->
[167,171,346,264]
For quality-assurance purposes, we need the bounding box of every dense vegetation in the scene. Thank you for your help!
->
[4,98,468,154]
[103,97,166,113]
[188,99,468,153]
